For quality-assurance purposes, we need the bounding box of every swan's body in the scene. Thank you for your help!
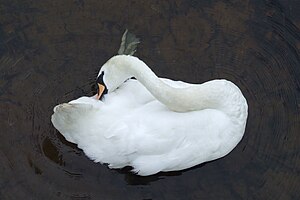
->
[51,55,248,176]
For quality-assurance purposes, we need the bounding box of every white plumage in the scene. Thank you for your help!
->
[51,55,248,176]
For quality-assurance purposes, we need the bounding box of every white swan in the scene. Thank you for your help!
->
[51,54,248,176]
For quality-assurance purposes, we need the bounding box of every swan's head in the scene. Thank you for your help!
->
[96,55,134,99]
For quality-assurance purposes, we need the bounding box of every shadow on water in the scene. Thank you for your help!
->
[117,161,214,186]
[1,0,300,199]
[43,130,212,186]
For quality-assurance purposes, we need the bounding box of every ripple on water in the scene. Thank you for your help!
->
[0,0,300,199]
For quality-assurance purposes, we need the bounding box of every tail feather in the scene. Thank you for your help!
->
[51,103,97,143]
[131,155,166,176]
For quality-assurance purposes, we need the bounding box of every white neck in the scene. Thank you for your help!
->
[111,55,247,118]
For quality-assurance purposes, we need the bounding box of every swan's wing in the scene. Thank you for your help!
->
[51,102,101,144]
[51,101,132,165]
[125,107,233,175]
[103,79,155,107]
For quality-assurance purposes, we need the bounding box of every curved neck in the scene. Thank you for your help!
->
[126,57,175,106]
[120,56,229,113]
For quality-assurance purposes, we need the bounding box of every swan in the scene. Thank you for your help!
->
[51,32,248,176]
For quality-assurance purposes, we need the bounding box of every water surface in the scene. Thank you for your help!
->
[0,0,299,199]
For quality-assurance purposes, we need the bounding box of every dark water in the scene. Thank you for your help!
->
[1,0,300,199]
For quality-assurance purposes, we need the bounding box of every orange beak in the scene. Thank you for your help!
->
[96,83,106,100]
